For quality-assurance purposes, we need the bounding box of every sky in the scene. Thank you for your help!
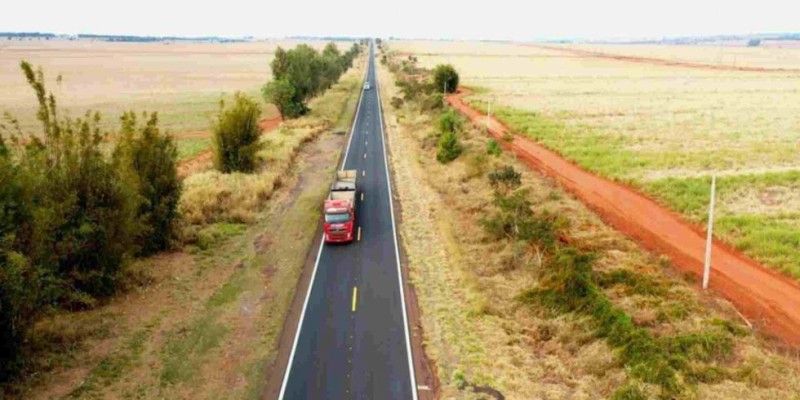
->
[1,0,798,41]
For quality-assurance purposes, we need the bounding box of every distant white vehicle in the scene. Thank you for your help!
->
[363,82,371,90]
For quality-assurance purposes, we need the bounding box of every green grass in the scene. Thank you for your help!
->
[9,89,269,136]
[333,79,362,132]
[191,223,247,252]
[467,95,800,281]
[176,137,212,161]
[68,322,154,398]
[643,171,800,220]
[160,314,227,386]
[643,172,800,280]
[716,214,800,279]
[522,246,737,398]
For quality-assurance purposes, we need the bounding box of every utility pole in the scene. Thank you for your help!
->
[702,174,717,290]
[486,100,492,132]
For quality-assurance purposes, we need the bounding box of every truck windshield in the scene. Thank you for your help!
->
[325,213,350,223]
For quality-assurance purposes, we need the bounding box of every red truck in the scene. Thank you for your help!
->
[323,170,357,243]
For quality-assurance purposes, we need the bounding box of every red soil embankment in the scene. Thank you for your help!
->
[529,44,800,74]
[448,89,800,347]
[176,115,282,178]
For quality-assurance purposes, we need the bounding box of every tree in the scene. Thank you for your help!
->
[264,42,360,119]
[0,141,40,380]
[113,112,181,255]
[213,93,263,173]
[18,61,136,302]
[319,43,344,91]
[262,78,304,118]
[433,64,459,94]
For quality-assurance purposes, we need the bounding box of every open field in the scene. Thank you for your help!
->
[0,39,353,133]
[544,43,800,71]
[391,40,800,280]
[378,55,800,399]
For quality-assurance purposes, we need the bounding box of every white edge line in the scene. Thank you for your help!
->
[374,41,420,400]
[277,236,324,400]
[340,53,369,172]
[277,45,370,400]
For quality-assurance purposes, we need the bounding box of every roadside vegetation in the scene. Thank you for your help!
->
[212,93,263,173]
[0,62,181,382]
[379,44,800,399]
[0,42,364,397]
[262,42,362,119]
[391,40,800,282]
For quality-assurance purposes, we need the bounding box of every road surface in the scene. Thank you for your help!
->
[278,42,417,399]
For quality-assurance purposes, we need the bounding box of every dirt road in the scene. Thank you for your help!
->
[529,44,800,73]
[448,89,800,348]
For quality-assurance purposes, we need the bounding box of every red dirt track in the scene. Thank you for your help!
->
[530,44,800,73]
[448,89,800,347]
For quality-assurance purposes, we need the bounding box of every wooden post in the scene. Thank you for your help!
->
[703,174,717,290]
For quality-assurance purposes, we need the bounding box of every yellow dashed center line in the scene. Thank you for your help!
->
[352,286,358,312]
[361,192,364,202]
[357,226,362,241]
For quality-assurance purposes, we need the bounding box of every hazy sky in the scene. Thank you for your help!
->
[1,0,797,40]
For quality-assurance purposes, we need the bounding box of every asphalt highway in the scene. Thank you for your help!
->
[278,42,416,400]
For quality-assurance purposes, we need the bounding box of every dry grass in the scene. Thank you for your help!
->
[392,40,800,180]
[563,43,800,70]
[0,39,354,133]
[378,53,800,399]
[179,61,365,228]
[391,39,800,280]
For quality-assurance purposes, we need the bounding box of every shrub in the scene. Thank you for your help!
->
[488,165,521,195]
[438,109,463,134]
[436,130,462,163]
[15,62,137,302]
[113,111,181,255]
[390,96,404,109]
[420,93,444,112]
[487,139,501,156]
[213,93,263,173]
[0,61,183,382]
[0,145,39,380]
[396,77,431,102]
[433,64,459,94]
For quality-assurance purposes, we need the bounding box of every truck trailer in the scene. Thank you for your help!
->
[323,170,357,243]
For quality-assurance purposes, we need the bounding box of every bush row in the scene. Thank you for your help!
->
[262,42,362,119]
[480,164,738,398]
[0,62,181,380]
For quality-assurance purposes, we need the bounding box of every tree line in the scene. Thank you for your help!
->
[0,62,181,380]
[262,42,361,119]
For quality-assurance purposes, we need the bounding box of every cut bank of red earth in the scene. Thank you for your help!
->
[528,44,800,73]
[448,88,800,348]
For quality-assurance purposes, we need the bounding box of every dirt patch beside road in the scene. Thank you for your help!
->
[448,87,800,348]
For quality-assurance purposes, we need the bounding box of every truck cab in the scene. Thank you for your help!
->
[323,170,357,243]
